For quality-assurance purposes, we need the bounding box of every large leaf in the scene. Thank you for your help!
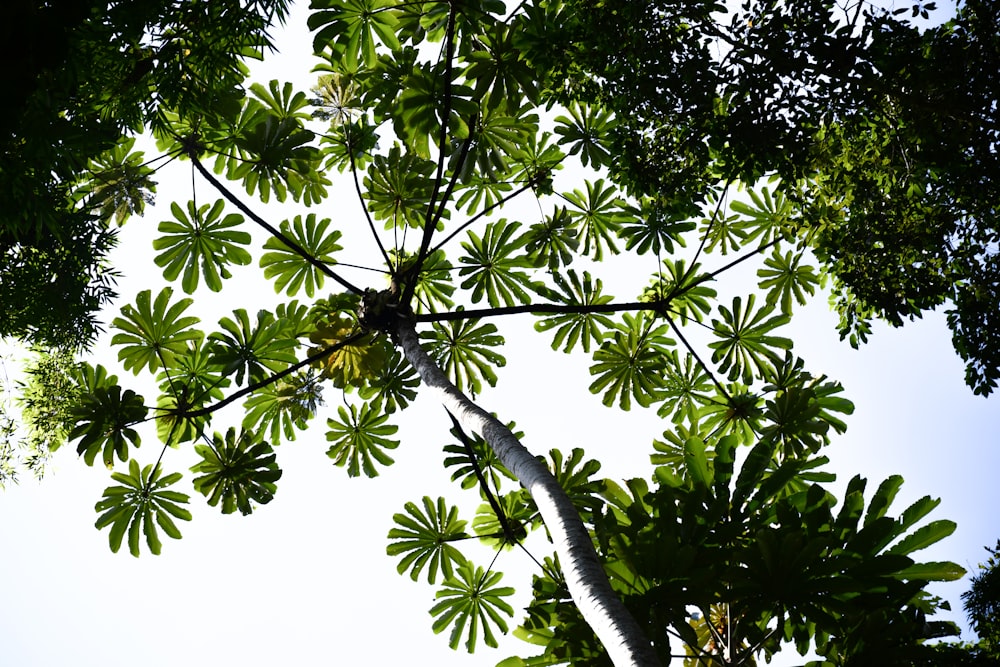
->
[534,270,615,354]
[243,370,324,444]
[190,428,282,515]
[259,214,344,297]
[421,318,505,397]
[387,496,469,583]
[111,288,202,374]
[69,384,147,467]
[709,295,792,384]
[94,460,192,556]
[458,219,541,308]
[430,562,515,652]
[325,401,399,477]
[152,199,251,293]
[589,312,673,410]
[207,308,299,385]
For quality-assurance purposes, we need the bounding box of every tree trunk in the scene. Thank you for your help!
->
[395,321,662,667]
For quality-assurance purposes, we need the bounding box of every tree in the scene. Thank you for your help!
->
[963,541,1000,654]
[530,0,1000,396]
[1,0,291,349]
[10,1,983,665]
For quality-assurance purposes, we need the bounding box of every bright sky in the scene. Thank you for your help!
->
[1,3,997,666]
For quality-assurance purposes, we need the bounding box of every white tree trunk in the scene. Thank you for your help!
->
[396,322,661,667]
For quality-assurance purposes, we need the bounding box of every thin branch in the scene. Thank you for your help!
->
[666,315,732,404]
[190,153,364,295]
[430,176,543,254]
[175,333,365,419]
[707,237,781,280]
[347,127,394,271]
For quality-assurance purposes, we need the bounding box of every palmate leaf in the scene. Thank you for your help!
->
[589,312,674,410]
[363,145,436,228]
[152,199,252,294]
[421,318,505,397]
[325,401,399,478]
[656,350,714,424]
[69,384,147,467]
[553,103,615,169]
[562,179,634,261]
[709,294,792,384]
[757,247,822,315]
[472,489,535,548]
[111,288,202,374]
[443,418,519,492]
[387,496,469,584]
[248,79,313,121]
[94,459,192,557]
[729,185,791,245]
[260,214,344,297]
[466,24,540,113]
[618,195,697,256]
[533,270,614,354]
[546,448,605,520]
[357,348,419,413]
[190,428,282,516]
[74,136,156,226]
[207,308,299,386]
[459,219,541,308]
[639,259,717,325]
[523,207,580,271]
[391,249,456,313]
[309,0,401,70]
[454,108,538,185]
[243,370,324,444]
[430,562,515,652]
[228,113,325,204]
[308,316,390,389]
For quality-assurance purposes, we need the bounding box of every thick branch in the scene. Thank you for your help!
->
[396,320,661,667]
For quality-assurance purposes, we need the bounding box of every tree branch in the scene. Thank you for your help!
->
[190,153,364,295]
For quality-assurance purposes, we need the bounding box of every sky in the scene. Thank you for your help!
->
[1,3,997,666]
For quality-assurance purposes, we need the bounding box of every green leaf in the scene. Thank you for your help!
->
[94,460,191,556]
[430,562,515,652]
[309,0,401,70]
[111,288,202,374]
[442,419,519,492]
[387,496,469,584]
[553,103,615,168]
[191,428,282,515]
[260,214,343,297]
[325,401,399,477]
[74,136,156,226]
[887,520,958,556]
[589,312,673,410]
[757,247,821,315]
[533,270,615,354]
[421,318,505,397]
[243,371,324,444]
[684,436,712,490]
[459,219,541,308]
[207,308,298,385]
[69,385,147,467]
[152,199,251,293]
[891,561,967,582]
[561,179,632,261]
[709,294,792,384]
